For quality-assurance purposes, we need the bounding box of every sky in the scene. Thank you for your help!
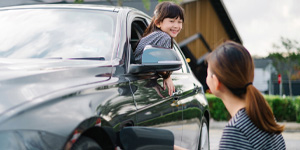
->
[222,0,300,57]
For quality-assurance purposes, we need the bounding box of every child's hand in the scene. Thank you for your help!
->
[174,145,188,150]
[163,77,175,96]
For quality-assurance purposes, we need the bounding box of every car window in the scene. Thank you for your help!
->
[130,19,147,64]
[0,8,117,60]
[130,20,146,51]
[173,43,189,73]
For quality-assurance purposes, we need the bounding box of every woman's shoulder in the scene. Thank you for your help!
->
[227,108,250,127]
[224,109,285,149]
[226,108,269,136]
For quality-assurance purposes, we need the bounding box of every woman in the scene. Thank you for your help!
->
[206,41,286,149]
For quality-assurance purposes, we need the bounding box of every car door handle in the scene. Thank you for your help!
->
[172,90,182,100]
[172,90,182,96]
[193,83,203,94]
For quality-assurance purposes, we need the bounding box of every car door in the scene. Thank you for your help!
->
[132,43,203,149]
[171,44,206,149]
[127,15,184,146]
[95,79,138,130]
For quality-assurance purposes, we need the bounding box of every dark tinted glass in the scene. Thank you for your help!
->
[0,8,117,59]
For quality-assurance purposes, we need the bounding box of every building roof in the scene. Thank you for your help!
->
[254,58,273,68]
[209,0,242,44]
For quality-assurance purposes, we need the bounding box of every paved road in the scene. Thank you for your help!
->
[209,120,300,150]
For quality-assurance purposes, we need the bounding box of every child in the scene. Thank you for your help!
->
[134,1,184,96]
[206,41,286,149]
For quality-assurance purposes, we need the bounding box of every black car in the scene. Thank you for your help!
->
[0,4,210,150]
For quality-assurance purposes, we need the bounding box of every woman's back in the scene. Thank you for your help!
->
[219,108,286,150]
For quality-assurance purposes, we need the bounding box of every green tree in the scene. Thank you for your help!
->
[74,0,182,10]
[74,0,84,3]
[268,37,300,96]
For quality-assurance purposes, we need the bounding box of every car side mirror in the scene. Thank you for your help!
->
[119,127,174,150]
[129,45,182,73]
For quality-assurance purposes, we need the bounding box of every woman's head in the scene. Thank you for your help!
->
[144,1,184,38]
[206,41,284,134]
[206,41,254,98]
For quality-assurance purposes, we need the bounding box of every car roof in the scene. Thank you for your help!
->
[0,4,135,13]
[0,4,151,22]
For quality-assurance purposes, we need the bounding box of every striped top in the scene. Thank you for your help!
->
[134,30,171,64]
[219,108,286,150]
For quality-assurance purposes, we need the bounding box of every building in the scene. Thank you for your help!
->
[176,0,242,57]
[175,0,242,91]
[254,58,300,96]
[253,59,276,94]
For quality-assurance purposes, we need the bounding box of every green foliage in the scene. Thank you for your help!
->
[74,0,84,3]
[266,96,296,121]
[206,94,300,123]
[205,94,230,121]
[294,97,300,122]
[182,107,202,120]
[142,0,151,11]
[158,0,183,4]
[142,0,183,10]
[72,0,183,10]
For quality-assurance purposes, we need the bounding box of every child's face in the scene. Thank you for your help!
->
[158,17,183,38]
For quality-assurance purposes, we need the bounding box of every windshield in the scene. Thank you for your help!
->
[0,8,117,60]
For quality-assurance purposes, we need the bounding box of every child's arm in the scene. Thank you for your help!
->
[159,71,175,96]
[163,76,175,96]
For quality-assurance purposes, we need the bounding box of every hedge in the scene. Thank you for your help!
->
[206,94,300,123]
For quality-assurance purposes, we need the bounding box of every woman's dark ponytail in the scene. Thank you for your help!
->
[245,85,285,134]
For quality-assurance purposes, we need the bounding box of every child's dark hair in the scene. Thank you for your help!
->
[143,1,184,37]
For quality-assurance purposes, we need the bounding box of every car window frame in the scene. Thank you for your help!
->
[172,42,191,74]
[125,11,150,73]
[125,12,191,75]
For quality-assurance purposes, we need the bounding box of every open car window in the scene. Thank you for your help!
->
[129,17,188,74]
[130,18,147,64]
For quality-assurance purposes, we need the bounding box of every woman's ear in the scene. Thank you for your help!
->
[212,75,221,91]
